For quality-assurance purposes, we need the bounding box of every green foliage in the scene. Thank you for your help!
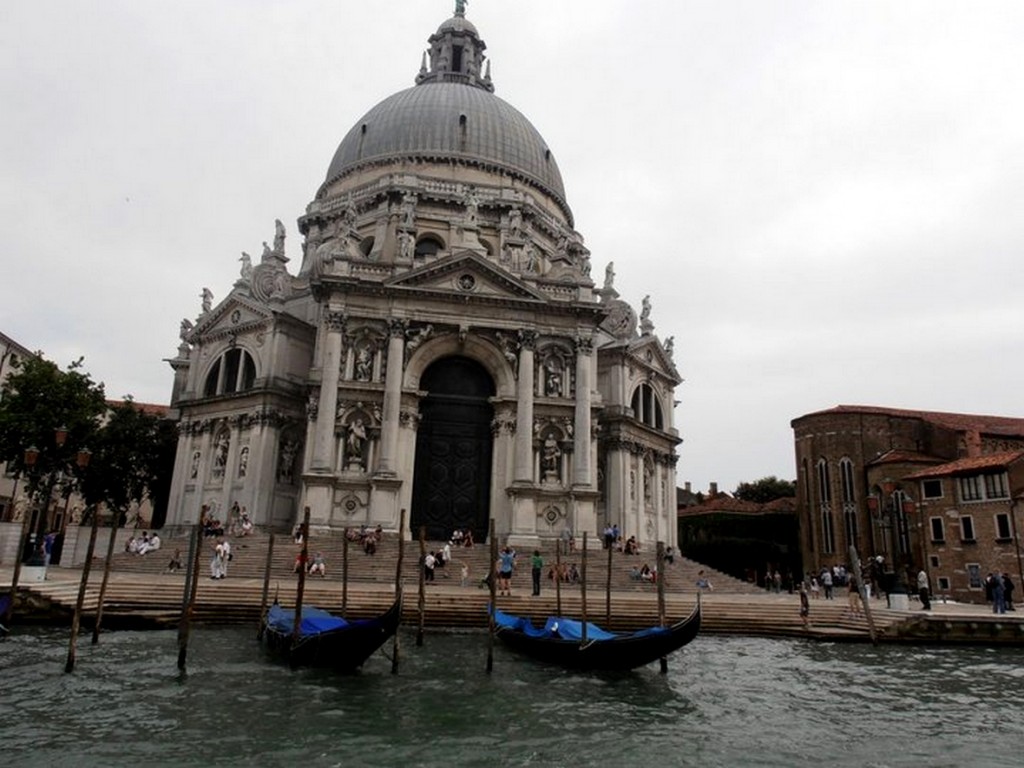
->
[0,355,106,499]
[733,475,796,503]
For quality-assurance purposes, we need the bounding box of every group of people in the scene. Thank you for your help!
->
[210,538,231,579]
[449,528,475,548]
[346,524,383,555]
[547,561,580,585]
[985,571,1016,614]
[629,563,657,583]
[125,532,161,556]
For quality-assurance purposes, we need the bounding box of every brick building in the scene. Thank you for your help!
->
[792,405,1024,603]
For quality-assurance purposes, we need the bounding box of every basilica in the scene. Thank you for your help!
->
[164,5,681,548]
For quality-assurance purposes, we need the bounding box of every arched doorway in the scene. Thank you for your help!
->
[412,356,495,542]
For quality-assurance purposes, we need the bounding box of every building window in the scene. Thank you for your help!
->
[929,517,945,543]
[821,508,835,555]
[630,384,664,429]
[839,458,855,503]
[984,472,1008,499]
[959,476,982,502]
[967,563,982,589]
[922,479,943,499]
[929,555,940,568]
[817,459,832,504]
[893,490,911,555]
[960,515,976,543]
[937,577,950,591]
[204,349,257,397]
[995,512,1012,541]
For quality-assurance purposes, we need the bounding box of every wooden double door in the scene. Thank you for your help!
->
[411,357,495,542]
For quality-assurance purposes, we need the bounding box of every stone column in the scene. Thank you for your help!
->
[311,311,345,472]
[573,335,593,487]
[513,331,537,482]
[377,319,406,475]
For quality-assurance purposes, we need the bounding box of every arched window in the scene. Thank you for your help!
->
[840,457,858,546]
[817,458,834,554]
[204,349,257,397]
[415,234,444,259]
[630,383,664,429]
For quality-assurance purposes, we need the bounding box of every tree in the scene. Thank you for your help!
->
[734,476,796,503]
[80,399,175,527]
[0,355,106,538]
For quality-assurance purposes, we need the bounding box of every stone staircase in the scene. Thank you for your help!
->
[99,530,763,597]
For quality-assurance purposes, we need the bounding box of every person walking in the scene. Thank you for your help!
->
[530,549,543,596]
[917,568,931,611]
[821,568,834,599]
[1002,573,1015,611]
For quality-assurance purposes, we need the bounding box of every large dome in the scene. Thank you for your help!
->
[325,83,567,210]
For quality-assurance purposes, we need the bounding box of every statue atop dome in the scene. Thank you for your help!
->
[455,0,468,17]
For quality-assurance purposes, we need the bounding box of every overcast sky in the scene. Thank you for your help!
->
[3,1,1022,495]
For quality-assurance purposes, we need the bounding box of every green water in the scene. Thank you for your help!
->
[1,626,1022,767]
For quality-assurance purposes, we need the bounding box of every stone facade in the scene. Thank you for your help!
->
[0,331,35,522]
[792,404,1024,602]
[164,9,681,549]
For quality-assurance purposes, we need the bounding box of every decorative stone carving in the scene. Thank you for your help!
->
[664,336,674,359]
[604,262,615,290]
[201,288,213,314]
[346,418,368,470]
[237,446,249,478]
[541,435,561,482]
[325,311,346,332]
[179,318,194,342]
[277,438,300,484]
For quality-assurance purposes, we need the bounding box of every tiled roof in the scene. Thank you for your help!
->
[678,495,796,516]
[797,405,1024,436]
[106,399,169,417]
[903,450,1024,479]
[866,449,943,467]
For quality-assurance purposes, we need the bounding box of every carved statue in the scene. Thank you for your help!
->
[495,331,519,370]
[213,433,229,469]
[464,186,479,227]
[278,439,298,483]
[398,229,415,261]
[237,446,249,478]
[189,451,201,479]
[239,252,253,281]
[400,193,417,228]
[273,219,285,254]
[604,262,615,289]
[455,0,467,17]
[355,347,373,381]
[201,288,213,314]
[541,436,561,476]
[664,336,675,358]
[544,360,563,397]
[261,241,274,262]
[406,324,433,354]
[508,207,523,238]
[640,295,651,322]
[179,318,194,342]
[347,418,367,467]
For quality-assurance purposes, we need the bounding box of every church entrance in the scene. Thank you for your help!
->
[411,356,495,543]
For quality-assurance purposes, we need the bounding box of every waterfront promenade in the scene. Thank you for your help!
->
[4,559,1021,645]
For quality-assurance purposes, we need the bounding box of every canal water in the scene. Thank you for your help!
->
[1,626,1022,767]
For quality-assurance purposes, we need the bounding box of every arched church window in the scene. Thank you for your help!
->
[204,348,257,397]
[630,383,664,429]
[415,234,444,259]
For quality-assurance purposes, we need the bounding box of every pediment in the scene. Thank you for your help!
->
[628,335,680,381]
[191,295,273,343]
[386,251,547,302]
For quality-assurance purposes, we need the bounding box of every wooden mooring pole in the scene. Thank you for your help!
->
[657,541,668,674]
[580,532,588,646]
[605,537,613,624]
[257,532,275,640]
[177,519,203,672]
[486,518,497,673]
[849,545,878,644]
[290,507,311,665]
[341,527,349,618]
[416,526,426,647]
[64,504,100,673]
[391,509,405,674]
[91,509,121,644]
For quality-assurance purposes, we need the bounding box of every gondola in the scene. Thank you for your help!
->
[492,597,700,671]
[0,593,10,637]
[260,596,401,671]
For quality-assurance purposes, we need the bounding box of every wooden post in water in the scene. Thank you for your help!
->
[416,526,426,647]
[257,532,275,640]
[849,545,878,644]
[554,539,563,616]
[580,532,588,645]
[391,509,405,675]
[177,519,204,672]
[91,508,122,644]
[341,527,349,618]
[605,537,613,624]
[290,507,311,663]
[657,540,668,674]
[64,504,100,673]
[486,518,497,673]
